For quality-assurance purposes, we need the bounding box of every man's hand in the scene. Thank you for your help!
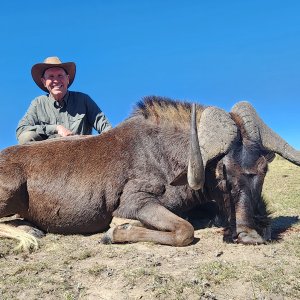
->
[56,125,73,137]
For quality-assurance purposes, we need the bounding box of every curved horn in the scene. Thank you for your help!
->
[198,106,238,167]
[231,101,300,166]
[187,103,204,190]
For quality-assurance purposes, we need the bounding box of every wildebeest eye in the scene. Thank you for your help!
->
[243,172,257,178]
[256,156,269,174]
[264,152,276,163]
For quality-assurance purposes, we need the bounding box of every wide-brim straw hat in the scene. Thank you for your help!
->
[31,56,76,92]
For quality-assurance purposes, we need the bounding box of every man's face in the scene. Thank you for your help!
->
[41,67,70,101]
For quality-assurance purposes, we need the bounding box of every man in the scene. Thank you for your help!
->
[16,56,112,144]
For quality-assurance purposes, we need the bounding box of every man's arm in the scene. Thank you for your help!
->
[16,100,57,139]
[85,95,112,134]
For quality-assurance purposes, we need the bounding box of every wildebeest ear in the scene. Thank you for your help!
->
[170,169,188,186]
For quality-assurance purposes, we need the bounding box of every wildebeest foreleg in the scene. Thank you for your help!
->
[102,203,195,246]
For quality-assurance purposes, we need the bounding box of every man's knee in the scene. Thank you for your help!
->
[18,131,45,144]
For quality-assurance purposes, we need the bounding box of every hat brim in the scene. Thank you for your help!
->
[31,62,76,92]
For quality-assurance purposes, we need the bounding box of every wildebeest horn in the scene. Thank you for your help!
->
[231,101,300,166]
[197,106,238,167]
[187,103,204,190]
[187,105,238,190]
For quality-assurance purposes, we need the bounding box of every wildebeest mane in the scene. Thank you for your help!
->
[131,96,205,128]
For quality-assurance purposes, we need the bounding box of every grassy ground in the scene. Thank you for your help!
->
[0,156,299,300]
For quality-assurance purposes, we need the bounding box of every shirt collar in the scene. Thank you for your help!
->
[50,91,70,109]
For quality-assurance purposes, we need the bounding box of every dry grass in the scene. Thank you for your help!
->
[0,156,299,300]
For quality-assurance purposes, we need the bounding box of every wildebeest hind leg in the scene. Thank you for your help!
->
[0,164,29,218]
[101,203,194,246]
[0,168,41,251]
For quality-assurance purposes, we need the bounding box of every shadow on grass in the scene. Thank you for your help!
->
[189,214,299,244]
[271,216,299,240]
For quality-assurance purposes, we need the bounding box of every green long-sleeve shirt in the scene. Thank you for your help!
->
[16,91,112,139]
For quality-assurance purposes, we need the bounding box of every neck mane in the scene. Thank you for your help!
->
[131,96,205,129]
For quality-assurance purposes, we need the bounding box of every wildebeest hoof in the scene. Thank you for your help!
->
[99,227,115,244]
[27,227,45,238]
[236,230,265,245]
[119,223,132,230]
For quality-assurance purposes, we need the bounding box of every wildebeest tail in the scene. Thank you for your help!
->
[0,223,39,252]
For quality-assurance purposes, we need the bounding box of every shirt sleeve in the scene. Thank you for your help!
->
[85,95,113,134]
[16,99,58,139]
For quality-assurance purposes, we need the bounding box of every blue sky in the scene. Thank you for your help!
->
[1,1,299,150]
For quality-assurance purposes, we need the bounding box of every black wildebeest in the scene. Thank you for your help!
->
[0,96,299,250]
